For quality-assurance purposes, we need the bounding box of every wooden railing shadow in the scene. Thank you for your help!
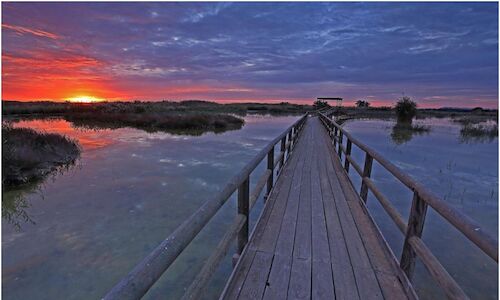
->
[103,114,308,300]
[318,112,497,299]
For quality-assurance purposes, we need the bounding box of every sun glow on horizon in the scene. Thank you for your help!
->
[66,95,105,103]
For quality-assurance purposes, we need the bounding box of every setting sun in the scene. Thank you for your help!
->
[66,96,105,103]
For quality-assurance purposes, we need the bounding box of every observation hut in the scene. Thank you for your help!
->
[317,97,343,107]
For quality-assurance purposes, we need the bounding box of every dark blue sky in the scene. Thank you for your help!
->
[2,2,498,107]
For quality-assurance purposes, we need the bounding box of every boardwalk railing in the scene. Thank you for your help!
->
[104,114,308,300]
[318,112,498,299]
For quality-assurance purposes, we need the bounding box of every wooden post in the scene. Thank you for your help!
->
[286,131,292,158]
[333,127,338,147]
[267,146,274,197]
[359,152,373,203]
[344,139,352,173]
[400,192,428,280]
[337,131,343,159]
[279,136,286,171]
[237,178,250,254]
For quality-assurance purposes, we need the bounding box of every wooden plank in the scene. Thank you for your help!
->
[317,119,384,300]
[318,147,359,300]
[318,118,415,299]
[310,137,335,299]
[262,254,291,300]
[288,129,314,298]
[263,123,311,299]
[238,251,274,300]
[292,126,313,260]
[273,126,310,257]
[287,258,312,300]
[221,249,257,300]
[251,126,308,254]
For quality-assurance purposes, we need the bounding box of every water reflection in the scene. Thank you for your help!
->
[2,184,39,229]
[390,122,430,145]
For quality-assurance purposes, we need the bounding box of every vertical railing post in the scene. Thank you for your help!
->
[279,136,286,171]
[237,178,249,255]
[266,146,274,197]
[287,131,292,157]
[337,131,343,159]
[344,139,352,173]
[359,152,373,203]
[333,126,338,147]
[400,192,428,280]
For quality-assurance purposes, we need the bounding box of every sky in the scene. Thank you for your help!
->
[2,2,498,108]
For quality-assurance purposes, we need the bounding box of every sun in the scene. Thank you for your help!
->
[66,95,105,103]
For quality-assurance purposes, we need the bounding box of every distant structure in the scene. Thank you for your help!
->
[317,97,343,107]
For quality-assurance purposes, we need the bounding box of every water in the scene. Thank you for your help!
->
[2,115,299,300]
[341,118,498,299]
[3,116,497,299]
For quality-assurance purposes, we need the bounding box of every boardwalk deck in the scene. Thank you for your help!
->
[221,117,416,300]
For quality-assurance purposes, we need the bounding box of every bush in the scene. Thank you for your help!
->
[355,100,370,108]
[395,96,417,123]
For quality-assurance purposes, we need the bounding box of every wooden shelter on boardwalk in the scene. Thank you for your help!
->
[317,97,343,107]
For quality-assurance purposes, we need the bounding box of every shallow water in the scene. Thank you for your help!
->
[2,116,497,299]
[2,115,299,300]
[341,118,498,299]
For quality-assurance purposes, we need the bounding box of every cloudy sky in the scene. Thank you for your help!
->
[2,2,498,107]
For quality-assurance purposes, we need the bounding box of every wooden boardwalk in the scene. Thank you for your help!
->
[221,117,416,299]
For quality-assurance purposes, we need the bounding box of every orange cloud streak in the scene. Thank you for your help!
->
[2,24,59,39]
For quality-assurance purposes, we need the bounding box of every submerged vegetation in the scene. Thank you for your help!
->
[2,125,81,188]
[459,123,498,143]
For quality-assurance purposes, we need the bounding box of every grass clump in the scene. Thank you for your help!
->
[2,125,81,187]
[460,123,498,143]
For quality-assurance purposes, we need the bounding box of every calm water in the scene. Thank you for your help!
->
[2,116,498,299]
[2,115,299,300]
[342,118,498,299]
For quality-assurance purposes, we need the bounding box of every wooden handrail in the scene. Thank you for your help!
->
[318,112,497,299]
[104,114,308,300]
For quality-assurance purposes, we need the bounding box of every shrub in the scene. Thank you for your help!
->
[395,96,417,123]
[355,100,370,108]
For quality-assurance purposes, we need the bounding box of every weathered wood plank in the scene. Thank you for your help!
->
[261,254,291,300]
[318,151,360,300]
[318,118,383,300]
[221,249,257,300]
[319,119,415,299]
[310,132,335,300]
[287,258,312,300]
[238,251,274,299]
[251,127,308,254]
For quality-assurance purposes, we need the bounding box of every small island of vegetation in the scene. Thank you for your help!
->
[2,125,81,188]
